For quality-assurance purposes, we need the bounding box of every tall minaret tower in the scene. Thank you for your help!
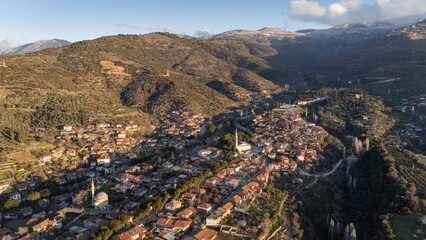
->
[235,128,239,149]
[91,177,95,207]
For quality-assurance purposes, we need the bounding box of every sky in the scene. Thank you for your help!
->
[0,0,425,50]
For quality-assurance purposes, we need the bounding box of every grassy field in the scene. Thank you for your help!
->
[390,214,426,240]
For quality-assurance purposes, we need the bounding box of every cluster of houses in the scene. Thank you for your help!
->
[0,111,227,239]
[152,162,270,239]
[394,98,415,114]
[0,99,333,240]
[36,121,141,166]
[387,97,425,147]
[161,112,205,138]
[252,110,326,171]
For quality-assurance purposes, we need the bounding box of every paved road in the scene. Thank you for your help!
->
[6,141,41,157]
[298,154,358,178]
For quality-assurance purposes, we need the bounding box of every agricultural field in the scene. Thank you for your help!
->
[390,214,426,240]
[387,148,426,192]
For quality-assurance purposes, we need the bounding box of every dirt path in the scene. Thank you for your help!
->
[6,142,41,157]
[283,210,295,239]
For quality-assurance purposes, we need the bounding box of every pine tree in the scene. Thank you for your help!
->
[365,137,370,151]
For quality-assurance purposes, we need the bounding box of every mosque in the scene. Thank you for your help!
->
[235,129,251,153]
[92,178,109,210]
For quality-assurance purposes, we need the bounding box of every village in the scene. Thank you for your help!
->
[0,97,332,240]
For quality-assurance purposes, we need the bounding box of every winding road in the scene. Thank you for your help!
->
[298,154,358,178]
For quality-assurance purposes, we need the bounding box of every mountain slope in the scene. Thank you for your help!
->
[209,27,304,46]
[319,20,426,95]
[209,14,426,71]
[0,39,71,54]
[0,33,282,153]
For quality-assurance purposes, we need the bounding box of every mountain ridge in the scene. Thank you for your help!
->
[208,14,426,70]
[0,39,71,54]
[313,20,426,98]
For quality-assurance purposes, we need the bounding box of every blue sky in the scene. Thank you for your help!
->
[0,0,424,49]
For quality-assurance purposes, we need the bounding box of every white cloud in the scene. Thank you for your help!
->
[0,37,20,51]
[289,0,326,21]
[113,22,139,30]
[378,0,426,19]
[288,0,426,26]
[329,3,348,17]
[194,28,214,37]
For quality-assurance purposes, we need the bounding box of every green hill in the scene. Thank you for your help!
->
[0,32,283,154]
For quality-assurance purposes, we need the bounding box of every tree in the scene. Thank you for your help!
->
[354,137,363,155]
[98,226,113,240]
[27,191,41,201]
[50,178,61,186]
[40,188,51,198]
[218,134,235,151]
[4,198,21,209]
[365,137,370,151]
[72,190,88,205]
[109,220,122,232]
[120,215,131,225]
[420,215,426,226]
[292,212,304,239]
[208,124,216,134]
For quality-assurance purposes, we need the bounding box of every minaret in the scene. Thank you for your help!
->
[91,177,95,207]
[235,128,239,149]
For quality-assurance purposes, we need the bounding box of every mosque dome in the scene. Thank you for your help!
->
[94,192,108,202]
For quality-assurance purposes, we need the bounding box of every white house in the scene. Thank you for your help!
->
[97,155,110,166]
[63,125,73,131]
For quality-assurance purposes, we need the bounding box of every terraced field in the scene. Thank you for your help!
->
[387,148,426,192]
[0,141,54,182]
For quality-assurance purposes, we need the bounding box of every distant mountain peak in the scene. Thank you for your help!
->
[208,27,304,44]
[330,13,426,31]
[0,39,71,54]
